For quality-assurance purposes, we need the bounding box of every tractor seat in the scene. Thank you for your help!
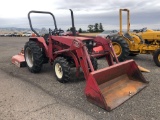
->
[124,32,132,40]
[43,34,49,44]
[135,35,144,43]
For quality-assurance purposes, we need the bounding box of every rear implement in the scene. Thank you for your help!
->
[11,49,26,67]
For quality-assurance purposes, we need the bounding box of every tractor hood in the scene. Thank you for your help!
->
[51,35,95,42]
[141,29,160,40]
[50,36,95,47]
[62,36,94,41]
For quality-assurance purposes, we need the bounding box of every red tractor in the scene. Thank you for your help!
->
[12,9,148,111]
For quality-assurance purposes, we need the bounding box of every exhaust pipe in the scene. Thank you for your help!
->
[69,9,76,36]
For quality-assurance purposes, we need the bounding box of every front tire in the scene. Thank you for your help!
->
[24,41,44,73]
[110,36,129,62]
[153,49,160,67]
[53,57,71,83]
[91,57,98,70]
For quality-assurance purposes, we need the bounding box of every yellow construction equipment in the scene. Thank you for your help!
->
[109,9,160,67]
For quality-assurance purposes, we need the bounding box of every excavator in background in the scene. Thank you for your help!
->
[109,9,160,67]
[11,9,148,111]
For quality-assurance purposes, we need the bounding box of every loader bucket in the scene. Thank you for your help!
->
[85,59,148,111]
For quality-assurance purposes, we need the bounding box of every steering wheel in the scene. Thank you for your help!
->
[49,28,64,36]
[141,27,147,32]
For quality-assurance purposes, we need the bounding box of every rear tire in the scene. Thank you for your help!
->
[129,53,138,56]
[91,57,98,70]
[110,36,129,62]
[24,41,44,73]
[53,57,71,83]
[153,49,160,67]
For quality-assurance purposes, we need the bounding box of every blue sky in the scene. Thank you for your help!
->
[0,0,160,30]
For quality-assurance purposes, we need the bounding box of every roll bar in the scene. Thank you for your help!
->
[28,9,76,36]
[119,9,130,34]
[28,10,58,37]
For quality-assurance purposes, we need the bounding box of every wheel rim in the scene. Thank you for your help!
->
[25,47,33,68]
[55,63,63,79]
[158,54,160,62]
[112,42,122,56]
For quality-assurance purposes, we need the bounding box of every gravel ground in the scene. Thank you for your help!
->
[0,37,160,120]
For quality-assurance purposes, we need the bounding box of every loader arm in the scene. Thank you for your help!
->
[70,38,149,111]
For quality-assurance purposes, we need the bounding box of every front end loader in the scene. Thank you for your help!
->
[11,9,148,111]
[109,9,160,67]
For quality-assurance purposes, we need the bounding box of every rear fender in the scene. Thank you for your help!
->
[29,37,48,56]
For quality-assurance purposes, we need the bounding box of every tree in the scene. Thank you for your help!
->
[67,28,70,31]
[94,23,99,32]
[78,28,82,33]
[88,25,94,32]
[99,23,104,32]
